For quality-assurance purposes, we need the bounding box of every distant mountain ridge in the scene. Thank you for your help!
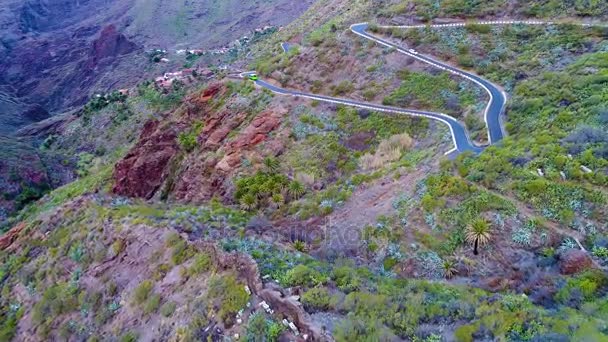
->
[0,0,314,133]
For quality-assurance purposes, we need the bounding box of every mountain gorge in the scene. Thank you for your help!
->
[1,0,608,341]
[0,0,314,130]
[0,0,313,223]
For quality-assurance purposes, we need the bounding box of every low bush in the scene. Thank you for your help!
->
[302,287,332,311]
[171,239,195,265]
[178,121,204,152]
[284,264,325,287]
[189,252,212,275]
[143,294,161,315]
[246,313,285,342]
[160,301,177,317]
[207,274,249,324]
[132,280,154,305]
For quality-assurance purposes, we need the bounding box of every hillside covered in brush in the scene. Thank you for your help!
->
[1,0,608,341]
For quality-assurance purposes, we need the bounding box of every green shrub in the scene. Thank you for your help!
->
[465,23,491,34]
[160,301,177,317]
[593,247,608,259]
[301,287,331,311]
[178,121,203,152]
[143,294,161,315]
[284,264,324,287]
[334,317,390,342]
[171,240,195,265]
[331,81,355,96]
[189,253,212,275]
[208,274,250,323]
[247,313,268,341]
[0,310,20,341]
[268,321,285,341]
[165,232,181,247]
[247,313,286,342]
[31,283,79,325]
[556,270,608,305]
[132,280,154,305]
[332,266,361,292]
[178,132,197,152]
[119,331,138,342]
[342,292,389,318]
[455,324,477,342]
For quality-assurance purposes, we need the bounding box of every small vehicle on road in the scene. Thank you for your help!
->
[248,74,259,81]
[408,48,418,54]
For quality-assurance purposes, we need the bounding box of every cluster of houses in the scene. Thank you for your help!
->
[154,67,214,89]
[148,25,279,90]
[171,25,279,58]
[176,49,205,56]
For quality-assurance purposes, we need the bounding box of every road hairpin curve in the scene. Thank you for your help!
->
[242,20,603,156]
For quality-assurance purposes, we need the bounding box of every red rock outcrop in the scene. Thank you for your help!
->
[86,25,137,69]
[0,222,27,250]
[113,83,287,202]
[171,89,286,202]
[112,120,181,199]
[216,110,284,172]
[559,249,593,275]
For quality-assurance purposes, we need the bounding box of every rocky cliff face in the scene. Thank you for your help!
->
[113,83,288,204]
[0,0,141,132]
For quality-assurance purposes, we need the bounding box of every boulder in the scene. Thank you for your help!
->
[559,249,592,275]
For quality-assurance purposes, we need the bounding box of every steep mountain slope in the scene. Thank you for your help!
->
[0,0,314,132]
[1,0,608,341]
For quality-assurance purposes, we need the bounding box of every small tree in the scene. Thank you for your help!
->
[465,218,492,255]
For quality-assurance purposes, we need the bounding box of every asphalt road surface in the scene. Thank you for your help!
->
[243,20,601,155]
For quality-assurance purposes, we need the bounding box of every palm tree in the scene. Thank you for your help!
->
[288,180,305,199]
[465,218,492,255]
[263,156,280,174]
[270,193,285,209]
[256,182,273,200]
[293,240,306,252]
[442,258,459,279]
[240,193,257,211]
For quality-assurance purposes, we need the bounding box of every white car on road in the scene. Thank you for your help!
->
[408,48,418,54]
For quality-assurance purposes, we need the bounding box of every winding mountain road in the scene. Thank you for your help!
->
[243,19,599,155]
[247,77,483,155]
[351,23,507,148]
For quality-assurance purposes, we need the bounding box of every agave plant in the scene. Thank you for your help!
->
[263,156,280,174]
[293,240,307,252]
[240,193,257,211]
[256,182,273,200]
[465,218,492,255]
[288,180,305,199]
[442,258,459,279]
[270,193,285,208]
